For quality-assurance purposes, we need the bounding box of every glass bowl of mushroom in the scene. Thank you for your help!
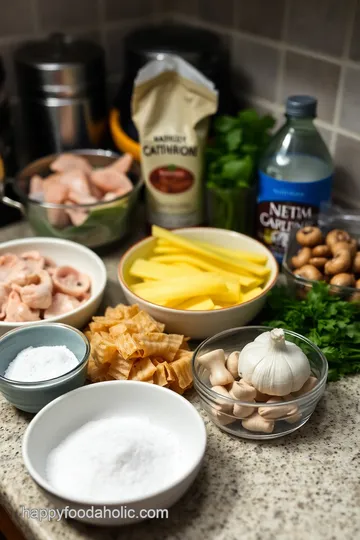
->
[192,326,328,439]
[283,225,360,302]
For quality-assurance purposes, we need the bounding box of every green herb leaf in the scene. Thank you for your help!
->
[226,128,243,152]
[214,115,239,133]
[261,282,360,381]
[237,109,259,124]
[222,156,253,181]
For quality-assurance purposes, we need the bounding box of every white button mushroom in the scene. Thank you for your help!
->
[211,385,233,413]
[292,376,318,397]
[198,349,234,386]
[258,397,299,419]
[226,351,240,379]
[242,413,275,433]
[233,402,255,419]
[229,380,257,401]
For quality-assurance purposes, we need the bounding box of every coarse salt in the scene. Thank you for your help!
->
[46,417,182,502]
[4,346,79,382]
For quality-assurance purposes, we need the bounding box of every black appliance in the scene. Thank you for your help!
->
[114,23,237,143]
[0,56,20,227]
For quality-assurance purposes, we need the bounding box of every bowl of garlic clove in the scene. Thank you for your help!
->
[192,326,328,440]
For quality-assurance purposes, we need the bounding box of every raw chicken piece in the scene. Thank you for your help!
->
[65,207,89,227]
[101,187,132,202]
[21,250,42,260]
[43,175,69,204]
[0,283,10,319]
[51,154,92,175]
[29,175,44,201]
[111,153,133,174]
[21,251,45,273]
[42,176,70,228]
[47,208,70,228]
[43,175,70,227]
[89,182,103,199]
[91,168,133,194]
[0,254,20,282]
[13,270,53,310]
[58,169,91,196]
[102,191,119,202]
[5,291,40,322]
[44,257,57,272]
[67,191,97,205]
[44,292,81,319]
[52,266,90,298]
[77,291,91,302]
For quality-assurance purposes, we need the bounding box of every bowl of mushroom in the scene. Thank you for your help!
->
[283,226,360,301]
[192,326,327,439]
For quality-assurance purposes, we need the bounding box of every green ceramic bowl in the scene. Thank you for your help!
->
[0,323,90,413]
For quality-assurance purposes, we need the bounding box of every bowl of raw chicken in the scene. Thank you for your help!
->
[1,150,143,248]
[0,237,107,336]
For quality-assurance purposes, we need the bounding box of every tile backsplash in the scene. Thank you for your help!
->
[0,0,360,206]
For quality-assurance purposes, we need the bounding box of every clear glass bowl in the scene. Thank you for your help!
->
[283,226,360,301]
[192,326,328,440]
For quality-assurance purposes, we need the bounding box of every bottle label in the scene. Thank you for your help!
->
[256,172,332,261]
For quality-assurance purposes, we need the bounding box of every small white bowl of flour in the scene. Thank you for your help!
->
[22,380,206,525]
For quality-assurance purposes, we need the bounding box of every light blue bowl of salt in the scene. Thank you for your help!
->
[0,323,90,413]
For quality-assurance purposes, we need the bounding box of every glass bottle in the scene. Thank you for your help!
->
[256,95,333,262]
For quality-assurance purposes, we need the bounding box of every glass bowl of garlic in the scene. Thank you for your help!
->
[192,326,328,439]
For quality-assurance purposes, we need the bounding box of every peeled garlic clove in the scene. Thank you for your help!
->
[285,411,302,424]
[242,413,274,433]
[255,389,272,402]
[226,351,240,379]
[258,397,298,419]
[198,349,234,387]
[211,385,233,413]
[233,402,255,418]
[292,376,318,397]
[229,380,257,401]
[213,410,236,426]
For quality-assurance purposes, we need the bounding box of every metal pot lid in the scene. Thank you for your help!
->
[15,33,105,97]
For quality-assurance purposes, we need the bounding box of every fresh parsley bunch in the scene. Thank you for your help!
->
[262,282,360,381]
[206,109,275,190]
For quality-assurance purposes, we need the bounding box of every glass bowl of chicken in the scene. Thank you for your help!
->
[0,150,143,248]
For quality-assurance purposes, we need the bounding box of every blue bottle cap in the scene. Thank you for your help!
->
[286,95,317,118]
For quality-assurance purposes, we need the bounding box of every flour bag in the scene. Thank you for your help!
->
[132,54,218,228]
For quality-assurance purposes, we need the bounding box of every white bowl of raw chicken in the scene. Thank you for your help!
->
[0,237,106,336]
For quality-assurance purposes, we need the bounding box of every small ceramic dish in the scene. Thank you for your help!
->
[0,237,107,336]
[118,228,278,339]
[22,380,206,525]
[0,323,90,413]
[192,326,328,440]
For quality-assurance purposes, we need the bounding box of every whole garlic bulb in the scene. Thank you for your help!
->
[238,328,311,396]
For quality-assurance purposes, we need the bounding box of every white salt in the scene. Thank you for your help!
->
[46,417,182,502]
[4,346,79,382]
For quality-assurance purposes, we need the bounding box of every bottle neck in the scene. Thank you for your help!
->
[285,115,316,129]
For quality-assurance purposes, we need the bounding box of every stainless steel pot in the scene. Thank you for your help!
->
[15,34,107,160]
[0,150,143,248]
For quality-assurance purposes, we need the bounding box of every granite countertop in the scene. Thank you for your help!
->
[1,221,360,540]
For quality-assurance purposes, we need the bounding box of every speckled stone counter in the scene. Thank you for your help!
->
[1,221,360,540]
